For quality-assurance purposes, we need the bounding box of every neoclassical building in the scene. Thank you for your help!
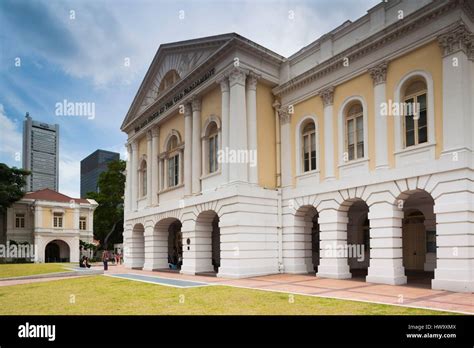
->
[6,189,97,263]
[121,0,474,292]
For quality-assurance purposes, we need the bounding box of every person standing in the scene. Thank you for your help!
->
[102,250,109,271]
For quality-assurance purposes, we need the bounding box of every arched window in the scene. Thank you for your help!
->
[345,102,364,161]
[302,121,316,172]
[207,122,219,174]
[159,70,180,93]
[139,159,147,197]
[402,78,427,147]
[167,135,180,187]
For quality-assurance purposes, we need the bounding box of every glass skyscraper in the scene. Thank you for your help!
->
[22,113,59,192]
[80,149,120,198]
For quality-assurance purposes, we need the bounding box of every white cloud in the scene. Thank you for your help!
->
[0,104,23,167]
[59,153,81,198]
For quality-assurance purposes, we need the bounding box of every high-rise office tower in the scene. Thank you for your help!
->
[22,113,59,192]
[80,149,120,198]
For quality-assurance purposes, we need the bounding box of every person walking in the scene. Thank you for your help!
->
[102,250,109,271]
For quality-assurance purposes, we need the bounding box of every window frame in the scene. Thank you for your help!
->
[402,85,428,148]
[301,122,317,173]
[15,213,25,229]
[53,212,63,228]
[345,103,364,161]
[79,216,87,231]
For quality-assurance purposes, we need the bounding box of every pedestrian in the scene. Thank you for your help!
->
[102,250,109,271]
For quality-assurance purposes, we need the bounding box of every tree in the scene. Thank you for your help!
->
[87,159,125,250]
[0,163,30,244]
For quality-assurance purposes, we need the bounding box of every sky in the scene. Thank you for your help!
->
[0,0,380,197]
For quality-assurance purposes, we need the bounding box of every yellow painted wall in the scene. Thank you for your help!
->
[64,209,74,229]
[41,209,51,229]
[386,41,443,165]
[201,86,222,128]
[333,72,375,175]
[291,95,325,183]
[256,82,276,189]
[159,111,184,151]
[138,136,147,158]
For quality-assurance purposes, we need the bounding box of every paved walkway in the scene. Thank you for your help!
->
[104,264,474,314]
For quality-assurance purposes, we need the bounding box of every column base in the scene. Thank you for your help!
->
[432,279,473,293]
[366,274,407,285]
[143,260,168,271]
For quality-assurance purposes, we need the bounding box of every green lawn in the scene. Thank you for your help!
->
[0,275,451,315]
[0,263,69,278]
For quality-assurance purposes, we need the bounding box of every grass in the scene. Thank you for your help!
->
[0,263,69,278]
[0,275,452,315]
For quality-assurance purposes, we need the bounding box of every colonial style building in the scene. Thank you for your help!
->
[6,189,97,263]
[121,0,474,292]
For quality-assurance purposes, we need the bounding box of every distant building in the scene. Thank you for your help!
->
[80,149,120,198]
[22,113,59,192]
[6,188,97,263]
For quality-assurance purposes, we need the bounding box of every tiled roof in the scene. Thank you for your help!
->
[24,188,90,204]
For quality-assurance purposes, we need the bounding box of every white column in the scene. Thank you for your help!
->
[191,97,202,194]
[228,67,248,183]
[218,77,230,184]
[366,202,407,285]
[369,63,389,170]
[438,25,474,157]
[316,208,351,279]
[131,141,138,211]
[146,130,153,207]
[320,87,335,180]
[246,72,259,185]
[184,103,193,196]
[125,144,132,213]
[278,105,292,187]
[432,189,474,292]
[151,127,159,206]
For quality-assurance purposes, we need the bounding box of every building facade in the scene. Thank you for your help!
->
[22,113,59,192]
[121,0,474,292]
[6,189,97,263]
[80,149,120,198]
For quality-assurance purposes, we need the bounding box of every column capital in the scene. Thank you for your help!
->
[277,106,291,125]
[151,126,160,137]
[438,23,474,59]
[217,76,229,93]
[246,71,259,91]
[184,103,192,117]
[191,96,201,112]
[320,86,335,107]
[131,140,138,151]
[146,129,153,141]
[369,62,388,86]
[228,67,247,87]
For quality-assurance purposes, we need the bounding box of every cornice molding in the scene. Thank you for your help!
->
[273,0,460,96]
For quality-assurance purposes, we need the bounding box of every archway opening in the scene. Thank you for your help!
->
[130,224,145,269]
[45,240,70,263]
[195,210,220,276]
[167,220,183,271]
[402,191,436,287]
[292,206,319,274]
[346,200,370,279]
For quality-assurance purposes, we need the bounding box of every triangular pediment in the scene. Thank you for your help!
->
[121,34,235,131]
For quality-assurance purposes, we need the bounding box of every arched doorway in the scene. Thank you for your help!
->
[345,200,370,279]
[401,190,436,286]
[45,240,70,263]
[167,220,183,271]
[194,210,220,276]
[130,224,145,269]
